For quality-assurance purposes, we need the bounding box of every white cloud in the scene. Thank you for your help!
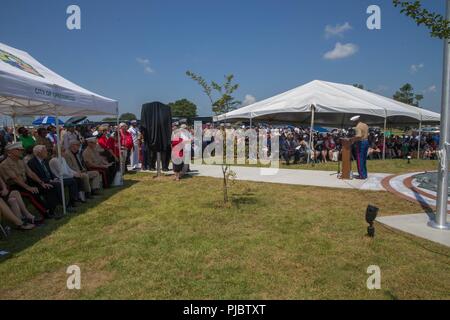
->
[410,63,424,74]
[242,94,256,106]
[424,85,437,93]
[374,85,389,93]
[323,42,359,60]
[136,57,154,74]
[325,22,352,38]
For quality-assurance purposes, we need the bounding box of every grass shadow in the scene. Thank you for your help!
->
[0,178,139,261]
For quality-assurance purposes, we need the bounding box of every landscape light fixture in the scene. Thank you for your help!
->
[407,155,412,164]
[365,205,379,237]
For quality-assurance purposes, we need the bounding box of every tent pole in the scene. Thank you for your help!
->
[417,118,422,160]
[383,115,387,161]
[307,105,315,165]
[12,114,17,143]
[55,112,66,215]
[250,116,253,129]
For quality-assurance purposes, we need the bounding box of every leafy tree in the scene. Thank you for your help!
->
[393,0,450,39]
[168,99,198,118]
[119,113,137,121]
[186,71,241,115]
[101,117,116,122]
[101,113,138,122]
[393,83,424,107]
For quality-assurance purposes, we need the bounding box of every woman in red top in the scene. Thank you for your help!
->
[171,135,184,181]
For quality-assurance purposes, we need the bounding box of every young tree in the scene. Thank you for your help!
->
[168,99,198,118]
[393,83,424,107]
[186,71,240,204]
[186,71,241,115]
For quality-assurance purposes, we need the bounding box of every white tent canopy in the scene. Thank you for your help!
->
[0,42,118,116]
[215,80,440,126]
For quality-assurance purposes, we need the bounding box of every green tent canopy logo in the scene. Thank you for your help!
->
[0,49,44,78]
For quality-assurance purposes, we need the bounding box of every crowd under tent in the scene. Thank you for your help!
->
[215,80,441,160]
[0,42,119,214]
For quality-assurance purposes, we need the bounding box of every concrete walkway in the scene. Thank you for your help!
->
[189,165,389,191]
[378,213,450,248]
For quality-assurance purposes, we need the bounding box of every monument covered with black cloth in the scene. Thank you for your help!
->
[140,101,172,171]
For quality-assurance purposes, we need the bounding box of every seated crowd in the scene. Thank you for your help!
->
[0,121,440,233]
[277,127,440,165]
[0,123,127,234]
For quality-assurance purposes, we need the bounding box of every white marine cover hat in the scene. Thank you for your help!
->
[5,142,24,151]
[350,115,361,122]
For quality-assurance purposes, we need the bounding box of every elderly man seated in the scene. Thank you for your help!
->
[63,140,102,198]
[83,137,115,188]
[49,145,87,203]
[0,143,59,219]
[28,145,79,212]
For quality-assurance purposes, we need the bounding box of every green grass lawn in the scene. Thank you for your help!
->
[0,173,449,300]
[232,159,438,175]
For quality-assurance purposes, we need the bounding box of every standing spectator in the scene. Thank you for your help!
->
[119,123,133,172]
[46,125,58,145]
[171,133,184,181]
[63,124,79,151]
[35,127,53,158]
[128,120,140,170]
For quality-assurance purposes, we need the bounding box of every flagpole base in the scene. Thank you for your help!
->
[428,220,450,230]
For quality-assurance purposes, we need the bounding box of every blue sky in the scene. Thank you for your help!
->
[0,0,445,119]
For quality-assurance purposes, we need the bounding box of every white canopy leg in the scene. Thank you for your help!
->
[383,116,387,161]
[12,114,17,143]
[417,119,422,160]
[55,113,66,215]
[307,105,315,165]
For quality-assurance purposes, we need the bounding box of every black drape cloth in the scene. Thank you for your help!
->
[141,102,172,170]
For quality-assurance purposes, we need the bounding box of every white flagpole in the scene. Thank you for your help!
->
[431,0,450,230]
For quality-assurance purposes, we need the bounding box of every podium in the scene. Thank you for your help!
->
[340,138,352,180]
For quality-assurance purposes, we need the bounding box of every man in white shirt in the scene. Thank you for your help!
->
[128,120,140,170]
[48,145,86,202]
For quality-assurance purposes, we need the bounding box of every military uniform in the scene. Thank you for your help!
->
[83,145,114,188]
[353,121,369,179]
[0,156,49,216]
